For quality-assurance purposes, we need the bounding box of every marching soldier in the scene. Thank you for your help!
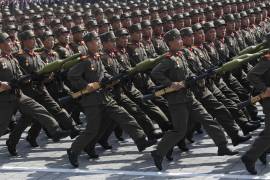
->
[150,29,237,171]
[67,31,156,168]
[0,32,70,156]
[242,50,270,175]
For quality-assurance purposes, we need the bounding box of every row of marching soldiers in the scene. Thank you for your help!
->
[0,0,270,175]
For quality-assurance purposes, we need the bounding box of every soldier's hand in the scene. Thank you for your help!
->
[263,87,270,97]
[170,81,185,91]
[0,81,11,92]
[86,82,98,92]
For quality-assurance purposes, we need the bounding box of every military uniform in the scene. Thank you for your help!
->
[8,30,78,147]
[151,19,169,55]
[67,32,155,168]
[150,29,235,171]
[70,25,88,55]
[0,33,69,155]
[181,27,250,145]
[242,55,270,174]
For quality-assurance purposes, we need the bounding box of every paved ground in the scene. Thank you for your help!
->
[0,105,270,180]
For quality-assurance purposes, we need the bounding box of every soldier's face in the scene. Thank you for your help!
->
[194,30,205,44]
[184,18,191,27]
[182,35,194,47]
[216,26,226,38]
[59,32,70,44]
[153,26,163,35]
[103,40,116,50]
[226,22,235,32]
[175,20,185,30]
[24,38,36,49]
[205,29,216,42]
[224,5,231,14]
[0,38,12,53]
[131,31,142,42]
[142,26,153,38]
[191,16,200,24]
[206,12,215,21]
[86,39,100,53]
[73,32,84,42]
[215,8,223,17]
[169,37,183,51]
[241,17,250,27]
[117,35,129,47]
[43,36,54,49]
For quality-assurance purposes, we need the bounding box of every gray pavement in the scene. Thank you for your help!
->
[0,105,269,180]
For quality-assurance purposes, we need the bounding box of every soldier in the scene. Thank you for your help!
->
[141,20,158,58]
[0,32,70,156]
[8,30,80,149]
[241,51,270,175]
[4,24,21,54]
[33,22,46,48]
[172,14,185,31]
[70,25,88,55]
[201,22,260,134]
[54,26,74,59]
[66,31,156,168]
[151,19,169,55]
[150,29,237,171]
[180,27,251,146]
[85,19,99,34]
[98,19,110,35]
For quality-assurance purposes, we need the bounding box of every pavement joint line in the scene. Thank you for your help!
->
[0,166,269,179]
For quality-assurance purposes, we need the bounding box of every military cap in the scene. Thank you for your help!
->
[86,19,98,28]
[253,7,262,14]
[164,28,181,43]
[198,8,204,14]
[162,15,173,24]
[190,9,200,17]
[93,7,104,15]
[158,6,168,12]
[131,10,141,17]
[173,14,184,21]
[21,24,34,31]
[40,30,54,41]
[214,19,226,27]
[100,31,116,43]
[260,3,267,9]
[0,32,10,43]
[213,2,223,7]
[115,28,129,37]
[224,14,235,22]
[192,23,203,32]
[129,23,142,33]
[246,9,255,15]
[72,12,82,19]
[240,11,248,18]
[32,14,42,21]
[141,20,151,28]
[121,13,131,19]
[204,6,213,12]
[5,24,17,31]
[50,19,61,26]
[19,30,35,41]
[71,25,85,34]
[203,21,215,31]
[83,31,99,42]
[98,19,109,27]
[44,11,54,17]
[180,27,193,37]
[110,15,121,22]
[5,16,16,22]
[33,22,46,29]
[234,13,241,20]
[183,2,191,7]
[142,9,150,16]
[183,12,190,18]
[151,19,163,26]
[236,0,243,4]
[62,15,72,22]
[174,2,183,8]
[149,6,158,12]
[54,26,69,36]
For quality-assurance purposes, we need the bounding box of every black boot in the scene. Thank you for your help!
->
[259,152,267,165]
[241,155,257,175]
[6,139,17,156]
[67,148,79,168]
[26,136,39,147]
[99,141,112,150]
[84,148,99,159]
[218,145,238,156]
[232,134,252,146]
[166,148,173,161]
[177,139,189,152]
[136,138,156,152]
[51,129,71,142]
[70,127,81,139]
[151,150,163,171]
[152,132,163,139]
[242,123,261,135]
